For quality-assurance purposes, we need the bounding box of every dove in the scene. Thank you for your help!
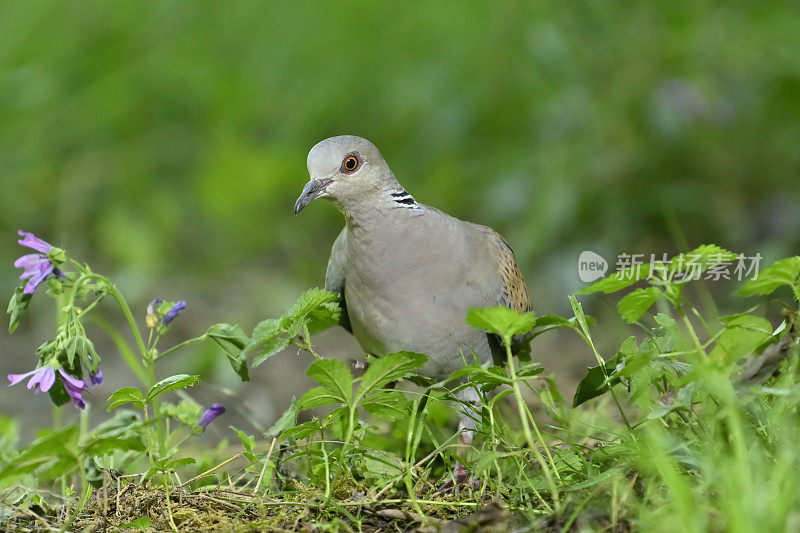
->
[295,135,532,483]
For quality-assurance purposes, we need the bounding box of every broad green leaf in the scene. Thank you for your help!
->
[306,358,353,404]
[473,365,512,393]
[7,287,31,335]
[145,374,200,404]
[166,457,196,469]
[466,306,537,340]
[669,244,737,279]
[251,336,291,369]
[288,288,339,321]
[573,355,621,407]
[362,450,404,482]
[572,336,635,406]
[80,437,145,457]
[206,323,250,381]
[264,397,299,438]
[289,288,341,334]
[617,287,662,323]
[576,264,652,295]
[737,257,800,297]
[282,419,322,440]
[47,379,71,408]
[709,314,772,363]
[362,394,411,421]
[160,401,203,427]
[298,386,344,409]
[356,351,427,400]
[107,387,145,412]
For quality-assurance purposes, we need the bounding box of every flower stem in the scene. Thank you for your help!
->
[153,335,208,362]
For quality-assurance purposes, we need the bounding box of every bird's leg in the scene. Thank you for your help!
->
[438,386,482,490]
[452,423,475,484]
[350,359,369,372]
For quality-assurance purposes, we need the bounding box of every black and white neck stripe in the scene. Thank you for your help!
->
[388,189,421,210]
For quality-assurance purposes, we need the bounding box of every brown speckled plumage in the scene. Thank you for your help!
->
[486,229,533,314]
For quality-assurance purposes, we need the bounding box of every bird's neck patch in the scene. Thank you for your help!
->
[387,188,421,210]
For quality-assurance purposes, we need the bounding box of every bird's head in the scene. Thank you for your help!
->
[294,135,398,215]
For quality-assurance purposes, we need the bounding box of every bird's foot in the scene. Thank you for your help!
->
[436,462,480,492]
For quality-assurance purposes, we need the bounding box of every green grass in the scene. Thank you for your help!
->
[2,245,799,531]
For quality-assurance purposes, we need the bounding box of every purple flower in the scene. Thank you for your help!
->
[15,230,57,295]
[7,366,56,394]
[58,369,88,409]
[17,230,53,254]
[162,301,186,326]
[199,403,225,428]
[90,368,103,386]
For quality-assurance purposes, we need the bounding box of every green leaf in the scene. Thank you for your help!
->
[356,351,427,400]
[247,318,289,368]
[166,457,196,469]
[298,386,343,409]
[466,306,537,341]
[206,323,250,381]
[472,365,512,393]
[617,287,662,323]
[80,437,145,457]
[229,426,256,453]
[120,516,152,530]
[569,295,591,336]
[264,397,299,438]
[107,387,145,412]
[669,244,738,279]
[7,286,31,334]
[289,288,339,321]
[362,394,411,421]
[709,314,773,363]
[145,374,200,404]
[518,361,544,378]
[289,288,341,334]
[362,449,404,483]
[572,336,635,407]
[160,401,203,427]
[282,419,322,440]
[48,379,71,407]
[306,359,353,404]
[65,335,95,369]
[737,257,800,297]
[245,289,343,369]
[576,264,652,295]
[573,357,621,407]
[322,407,351,439]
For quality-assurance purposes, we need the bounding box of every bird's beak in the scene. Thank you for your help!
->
[294,178,331,215]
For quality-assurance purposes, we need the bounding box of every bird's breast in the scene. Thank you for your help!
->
[342,226,494,378]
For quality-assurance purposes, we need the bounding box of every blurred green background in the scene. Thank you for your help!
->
[1,1,799,431]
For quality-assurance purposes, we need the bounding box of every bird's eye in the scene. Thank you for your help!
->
[342,154,360,173]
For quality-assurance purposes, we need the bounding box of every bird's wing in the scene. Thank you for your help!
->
[486,229,533,314]
[475,226,533,362]
[325,227,352,333]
